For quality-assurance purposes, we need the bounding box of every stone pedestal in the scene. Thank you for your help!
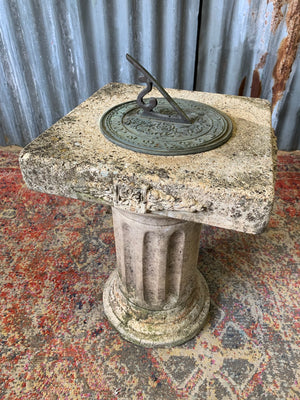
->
[19,83,276,347]
[103,207,209,347]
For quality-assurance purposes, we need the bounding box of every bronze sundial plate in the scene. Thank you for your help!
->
[100,98,233,156]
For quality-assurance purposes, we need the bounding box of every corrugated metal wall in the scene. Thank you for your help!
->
[196,0,300,150]
[0,0,299,149]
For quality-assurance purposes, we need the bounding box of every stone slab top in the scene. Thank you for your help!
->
[19,83,276,234]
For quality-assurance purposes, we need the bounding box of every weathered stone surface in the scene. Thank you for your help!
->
[103,207,210,347]
[19,83,276,233]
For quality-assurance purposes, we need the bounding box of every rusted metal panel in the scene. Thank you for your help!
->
[195,0,300,150]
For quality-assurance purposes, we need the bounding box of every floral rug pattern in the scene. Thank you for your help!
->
[0,150,299,399]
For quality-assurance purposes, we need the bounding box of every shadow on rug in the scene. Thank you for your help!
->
[0,150,299,399]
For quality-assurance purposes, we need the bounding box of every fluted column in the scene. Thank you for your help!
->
[103,207,210,347]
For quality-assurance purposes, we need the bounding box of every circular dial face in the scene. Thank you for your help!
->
[100,98,233,156]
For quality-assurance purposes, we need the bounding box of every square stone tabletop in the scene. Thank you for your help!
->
[19,83,276,234]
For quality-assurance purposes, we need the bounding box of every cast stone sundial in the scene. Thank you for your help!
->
[19,54,276,347]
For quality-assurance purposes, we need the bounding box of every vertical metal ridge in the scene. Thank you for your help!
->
[195,0,300,150]
[0,0,298,149]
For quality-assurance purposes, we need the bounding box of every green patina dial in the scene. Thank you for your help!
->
[100,98,232,156]
[100,54,232,156]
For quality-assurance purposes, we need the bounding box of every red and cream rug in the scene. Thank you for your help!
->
[0,149,299,399]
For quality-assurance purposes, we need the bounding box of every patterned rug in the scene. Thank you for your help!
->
[0,149,299,399]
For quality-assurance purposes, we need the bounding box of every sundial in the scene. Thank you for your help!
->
[100,54,233,156]
[19,57,275,347]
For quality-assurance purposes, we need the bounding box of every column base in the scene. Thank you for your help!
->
[103,270,210,347]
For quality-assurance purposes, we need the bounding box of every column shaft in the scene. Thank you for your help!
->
[103,207,210,347]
